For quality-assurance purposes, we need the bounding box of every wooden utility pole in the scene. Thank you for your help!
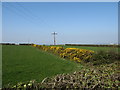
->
[52,32,57,45]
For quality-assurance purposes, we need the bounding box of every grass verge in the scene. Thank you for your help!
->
[2,45,82,87]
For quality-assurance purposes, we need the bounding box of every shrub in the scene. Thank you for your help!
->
[32,45,94,63]
[88,50,120,65]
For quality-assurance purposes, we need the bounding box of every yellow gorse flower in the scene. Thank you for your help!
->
[33,45,94,63]
[33,44,37,47]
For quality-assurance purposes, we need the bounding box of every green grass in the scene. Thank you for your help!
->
[2,45,82,86]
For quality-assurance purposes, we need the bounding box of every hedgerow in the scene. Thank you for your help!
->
[33,44,94,63]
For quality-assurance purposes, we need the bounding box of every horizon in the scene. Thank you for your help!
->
[0,41,119,45]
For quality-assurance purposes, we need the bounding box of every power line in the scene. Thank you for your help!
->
[14,2,42,23]
[15,2,57,45]
[3,3,37,24]
[15,2,55,30]
[4,2,56,31]
[3,3,57,44]
[15,2,44,22]
[3,3,37,43]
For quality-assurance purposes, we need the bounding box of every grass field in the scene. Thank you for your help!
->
[2,45,119,87]
[2,45,82,86]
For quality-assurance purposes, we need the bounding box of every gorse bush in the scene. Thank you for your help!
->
[33,44,119,65]
[33,44,94,63]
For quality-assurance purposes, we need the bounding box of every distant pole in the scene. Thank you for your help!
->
[52,32,57,45]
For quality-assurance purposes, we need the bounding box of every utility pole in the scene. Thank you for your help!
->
[52,32,57,45]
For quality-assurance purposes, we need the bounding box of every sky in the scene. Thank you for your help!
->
[2,2,118,45]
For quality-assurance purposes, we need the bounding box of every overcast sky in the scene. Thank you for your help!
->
[2,2,118,45]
